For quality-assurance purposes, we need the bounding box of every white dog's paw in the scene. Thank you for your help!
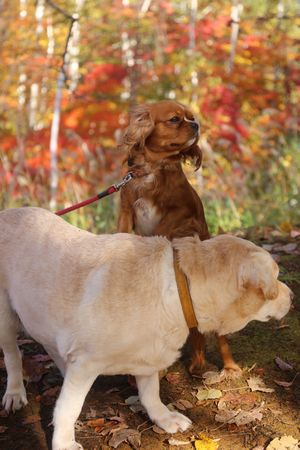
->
[2,388,28,412]
[52,441,83,450]
[155,411,192,433]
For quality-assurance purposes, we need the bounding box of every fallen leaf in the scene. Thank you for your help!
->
[168,437,191,446]
[87,418,105,429]
[86,407,97,419]
[274,357,294,371]
[290,230,300,238]
[218,392,258,410]
[108,428,141,449]
[275,243,297,253]
[274,379,294,388]
[152,425,166,434]
[262,244,274,251]
[195,433,219,450]
[125,395,139,405]
[172,398,194,411]
[125,396,145,413]
[196,388,222,401]
[266,435,299,450]
[215,406,263,426]
[22,415,41,425]
[247,376,274,393]
[23,356,48,383]
[165,371,182,384]
[75,420,85,431]
[253,367,265,377]
[0,426,8,433]
[280,222,292,234]
[202,371,225,385]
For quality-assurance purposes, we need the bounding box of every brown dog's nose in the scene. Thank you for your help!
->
[190,122,199,131]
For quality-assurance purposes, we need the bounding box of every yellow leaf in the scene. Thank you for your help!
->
[280,221,292,233]
[195,433,219,450]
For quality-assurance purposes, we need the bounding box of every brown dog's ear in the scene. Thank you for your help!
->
[118,105,154,158]
[237,252,279,300]
[182,144,202,170]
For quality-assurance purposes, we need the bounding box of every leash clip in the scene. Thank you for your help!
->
[114,172,134,191]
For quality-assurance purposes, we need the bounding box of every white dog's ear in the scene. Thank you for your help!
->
[118,105,154,158]
[238,252,279,300]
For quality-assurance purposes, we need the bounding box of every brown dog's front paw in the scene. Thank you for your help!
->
[188,360,217,378]
[221,363,243,379]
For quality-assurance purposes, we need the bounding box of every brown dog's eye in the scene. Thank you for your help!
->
[169,116,180,123]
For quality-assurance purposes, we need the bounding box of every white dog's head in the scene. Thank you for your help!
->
[174,235,292,335]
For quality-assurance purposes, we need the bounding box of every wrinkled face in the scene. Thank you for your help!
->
[146,100,200,153]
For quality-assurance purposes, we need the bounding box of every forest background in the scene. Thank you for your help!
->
[0,0,299,235]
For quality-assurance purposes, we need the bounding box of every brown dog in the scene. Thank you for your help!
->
[118,100,240,376]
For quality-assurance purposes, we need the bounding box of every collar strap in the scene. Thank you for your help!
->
[173,249,198,330]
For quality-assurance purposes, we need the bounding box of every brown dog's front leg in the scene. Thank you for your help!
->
[187,328,207,375]
[117,205,134,233]
[217,335,242,377]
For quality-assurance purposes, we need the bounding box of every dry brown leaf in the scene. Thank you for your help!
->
[275,243,297,253]
[202,370,225,385]
[108,428,141,449]
[247,376,274,393]
[152,425,166,434]
[215,406,263,426]
[218,391,258,410]
[172,398,194,411]
[290,230,300,238]
[168,437,191,446]
[274,379,294,388]
[87,418,105,429]
[274,357,294,371]
[165,371,182,384]
[125,395,139,405]
[125,395,145,413]
[266,435,299,450]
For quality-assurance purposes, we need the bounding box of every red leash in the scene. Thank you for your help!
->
[55,172,133,216]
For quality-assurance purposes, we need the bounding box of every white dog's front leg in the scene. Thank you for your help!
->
[52,361,97,450]
[136,372,192,433]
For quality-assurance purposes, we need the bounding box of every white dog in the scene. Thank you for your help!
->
[0,208,291,450]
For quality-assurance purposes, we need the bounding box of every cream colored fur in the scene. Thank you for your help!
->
[0,207,291,450]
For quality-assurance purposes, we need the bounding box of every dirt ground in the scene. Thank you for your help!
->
[0,228,299,450]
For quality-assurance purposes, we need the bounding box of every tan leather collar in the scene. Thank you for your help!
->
[173,249,198,330]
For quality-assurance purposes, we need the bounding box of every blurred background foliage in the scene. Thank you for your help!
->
[0,0,299,234]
